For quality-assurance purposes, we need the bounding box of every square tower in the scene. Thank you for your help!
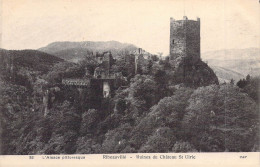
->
[169,16,201,68]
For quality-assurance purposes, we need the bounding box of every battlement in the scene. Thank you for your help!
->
[170,16,200,22]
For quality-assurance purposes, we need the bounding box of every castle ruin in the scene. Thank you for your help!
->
[43,16,218,116]
[62,51,123,99]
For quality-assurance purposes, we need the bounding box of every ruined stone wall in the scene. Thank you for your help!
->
[102,52,113,73]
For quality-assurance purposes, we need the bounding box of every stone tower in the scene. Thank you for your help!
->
[169,16,201,69]
[169,16,219,87]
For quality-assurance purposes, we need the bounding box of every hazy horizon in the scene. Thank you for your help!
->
[1,0,259,56]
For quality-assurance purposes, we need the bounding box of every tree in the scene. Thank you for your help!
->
[41,101,81,154]
[246,74,251,81]
[79,109,100,135]
[230,78,234,85]
[182,84,258,151]
[128,75,159,110]
[78,54,98,75]
[151,63,170,99]
[236,76,259,102]
[172,141,197,152]
[129,88,193,150]
[237,79,247,88]
[44,62,85,84]
[101,123,133,153]
[241,77,260,102]
[141,59,153,74]
[110,57,135,78]
[76,137,102,154]
[0,81,34,154]
[139,127,176,153]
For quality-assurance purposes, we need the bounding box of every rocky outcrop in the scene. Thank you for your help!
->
[172,58,219,88]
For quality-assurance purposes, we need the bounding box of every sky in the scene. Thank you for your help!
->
[1,0,259,56]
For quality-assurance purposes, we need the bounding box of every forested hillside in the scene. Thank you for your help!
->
[0,49,259,154]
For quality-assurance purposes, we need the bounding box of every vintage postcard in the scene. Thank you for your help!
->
[0,0,259,166]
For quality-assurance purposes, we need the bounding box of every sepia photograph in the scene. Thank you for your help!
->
[0,0,259,160]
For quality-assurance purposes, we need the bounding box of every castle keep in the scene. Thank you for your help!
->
[170,16,201,69]
[169,16,218,87]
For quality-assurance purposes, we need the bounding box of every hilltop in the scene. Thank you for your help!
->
[38,41,139,62]
[0,49,64,88]
[0,49,64,73]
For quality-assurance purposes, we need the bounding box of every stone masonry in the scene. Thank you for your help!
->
[170,16,201,69]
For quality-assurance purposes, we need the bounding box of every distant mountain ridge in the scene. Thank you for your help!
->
[38,41,139,62]
[202,48,260,60]
[210,66,244,83]
[202,48,260,82]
